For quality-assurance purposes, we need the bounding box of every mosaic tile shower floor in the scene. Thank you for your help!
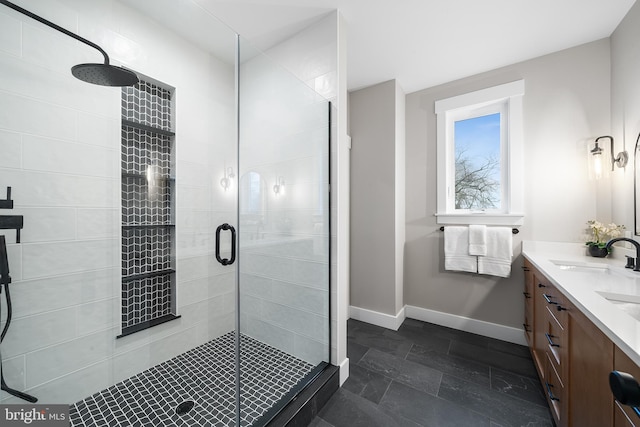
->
[69,333,315,427]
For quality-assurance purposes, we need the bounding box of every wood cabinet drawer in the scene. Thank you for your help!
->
[524,303,533,346]
[538,282,568,327]
[545,352,566,426]
[545,312,565,380]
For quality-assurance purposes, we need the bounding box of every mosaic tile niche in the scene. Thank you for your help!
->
[120,79,178,337]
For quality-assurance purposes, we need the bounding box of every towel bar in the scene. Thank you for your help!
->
[439,226,519,234]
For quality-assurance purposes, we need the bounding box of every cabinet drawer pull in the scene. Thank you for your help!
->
[556,305,567,312]
[543,293,558,305]
[538,283,546,288]
[545,333,560,347]
[523,291,531,299]
[545,382,560,401]
[522,266,530,271]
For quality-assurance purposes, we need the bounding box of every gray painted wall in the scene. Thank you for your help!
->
[394,82,406,315]
[404,39,611,328]
[611,1,640,237]
[349,80,405,316]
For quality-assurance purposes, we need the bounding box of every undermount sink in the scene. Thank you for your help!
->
[550,259,609,273]
[597,291,640,322]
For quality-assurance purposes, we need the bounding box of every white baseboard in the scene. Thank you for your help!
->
[405,305,527,346]
[338,357,350,386]
[349,305,406,331]
[348,304,526,345]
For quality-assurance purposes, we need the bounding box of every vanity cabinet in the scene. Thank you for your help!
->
[525,259,569,425]
[614,346,640,426]
[524,259,617,427]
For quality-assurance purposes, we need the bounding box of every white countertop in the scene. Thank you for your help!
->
[522,240,640,367]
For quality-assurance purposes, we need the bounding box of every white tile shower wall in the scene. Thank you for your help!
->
[240,244,330,365]
[0,0,236,404]
[264,13,338,101]
[1,355,25,393]
[0,10,21,57]
[0,130,22,169]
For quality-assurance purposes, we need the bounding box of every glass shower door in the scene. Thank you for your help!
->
[236,38,331,426]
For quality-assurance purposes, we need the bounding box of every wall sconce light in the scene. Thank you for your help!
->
[273,176,285,195]
[146,163,161,201]
[590,136,628,180]
[220,167,235,191]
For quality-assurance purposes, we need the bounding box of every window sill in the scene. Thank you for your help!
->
[435,212,524,226]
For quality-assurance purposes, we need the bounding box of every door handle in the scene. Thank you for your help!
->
[215,223,236,266]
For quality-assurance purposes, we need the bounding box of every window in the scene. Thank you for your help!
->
[435,80,524,225]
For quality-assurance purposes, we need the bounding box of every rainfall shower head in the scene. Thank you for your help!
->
[0,0,139,87]
[72,63,139,87]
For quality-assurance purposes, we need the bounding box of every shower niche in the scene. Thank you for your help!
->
[119,78,178,337]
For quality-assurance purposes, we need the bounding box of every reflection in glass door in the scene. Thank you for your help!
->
[236,38,331,426]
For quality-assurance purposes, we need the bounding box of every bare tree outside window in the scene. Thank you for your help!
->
[453,113,501,210]
[454,148,500,209]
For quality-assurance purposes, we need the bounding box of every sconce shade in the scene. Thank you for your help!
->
[220,167,235,191]
[273,177,285,195]
[591,142,604,180]
[220,177,230,190]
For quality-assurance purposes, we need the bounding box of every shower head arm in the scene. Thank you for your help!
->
[0,0,110,65]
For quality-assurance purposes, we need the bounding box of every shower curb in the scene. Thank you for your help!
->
[265,364,339,427]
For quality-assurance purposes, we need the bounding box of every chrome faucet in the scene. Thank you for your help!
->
[606,238,640,272]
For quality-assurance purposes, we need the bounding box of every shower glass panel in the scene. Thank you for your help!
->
[237,39,331,426]
[0,0,331,425]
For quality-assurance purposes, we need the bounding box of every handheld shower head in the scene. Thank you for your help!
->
[0,0,138,87]
[0,235,10,285]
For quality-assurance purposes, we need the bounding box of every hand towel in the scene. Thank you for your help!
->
[444,226,477,273]
[468,225,487,256]
[478,227,513,278]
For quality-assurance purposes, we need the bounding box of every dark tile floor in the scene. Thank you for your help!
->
[310,318,553,427]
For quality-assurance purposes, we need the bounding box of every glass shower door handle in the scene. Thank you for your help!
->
[215,223,236,266]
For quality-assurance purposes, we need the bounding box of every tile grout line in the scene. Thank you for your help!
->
[377,378,394,407]
[404,343,414,360]
[488,365,492,391]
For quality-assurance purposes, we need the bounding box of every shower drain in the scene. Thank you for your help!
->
[175,400,195,416]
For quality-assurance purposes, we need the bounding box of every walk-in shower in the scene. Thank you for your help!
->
[0,0,334,425]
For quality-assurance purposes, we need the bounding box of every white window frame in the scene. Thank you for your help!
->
[435,80,525,226]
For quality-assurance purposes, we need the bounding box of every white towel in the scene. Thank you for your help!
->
[468,225,487,256]
[478,227,513,278]
[444,226,477,273]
